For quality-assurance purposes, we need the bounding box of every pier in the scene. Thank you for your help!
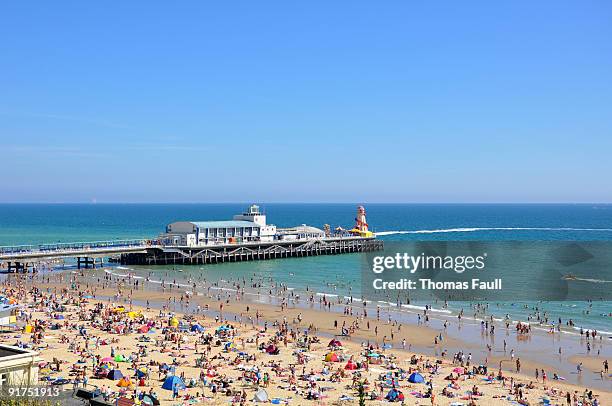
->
[0,237,382,272]
[120,236,383,265]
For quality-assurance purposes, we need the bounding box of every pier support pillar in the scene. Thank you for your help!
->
[7,262,25,273]
[77,257,95,269]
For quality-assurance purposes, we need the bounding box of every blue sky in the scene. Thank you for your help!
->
[1,1,611,203]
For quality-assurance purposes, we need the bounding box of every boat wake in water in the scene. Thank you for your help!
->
[376,227,612,236]
[570,277,612,284]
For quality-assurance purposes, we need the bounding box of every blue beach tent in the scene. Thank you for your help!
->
[191,324,204,333]
[408,372,425,383]
[162,375,186,390]
[106,369,123,380]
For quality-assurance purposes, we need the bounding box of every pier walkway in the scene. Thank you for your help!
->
[0,239,150,272]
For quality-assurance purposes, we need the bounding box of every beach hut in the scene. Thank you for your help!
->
[107,369,124,380]
[161,375,186,391]
[408,372,425,383]
[325,352,340,362]
[253,388,269,402]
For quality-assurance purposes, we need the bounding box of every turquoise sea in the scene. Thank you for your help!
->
[1,203,612,332]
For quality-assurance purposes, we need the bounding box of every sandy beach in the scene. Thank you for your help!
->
[0,268,609,406]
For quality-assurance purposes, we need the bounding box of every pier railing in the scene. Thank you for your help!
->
[0,239,150,255]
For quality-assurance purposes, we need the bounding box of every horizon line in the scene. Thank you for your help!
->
[0,201,611,205]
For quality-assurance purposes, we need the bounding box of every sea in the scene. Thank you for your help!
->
[1,203,612,333]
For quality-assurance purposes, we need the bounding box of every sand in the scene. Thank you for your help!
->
[1,271,609,405]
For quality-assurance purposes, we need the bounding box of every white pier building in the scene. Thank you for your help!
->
[164,205,277,246]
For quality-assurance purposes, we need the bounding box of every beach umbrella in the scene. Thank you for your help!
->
[136,367,148,378]
[325,352,340,362]
[169,317,179,327]
[161,375,186,391]
[55,315,64,320]
[114,354,126,362]
[408,372,425,383]
[328,339,342,347]
[107,369,123,380]
[116,377,131,387]
[138,325,149,333]
[344,361,358,370]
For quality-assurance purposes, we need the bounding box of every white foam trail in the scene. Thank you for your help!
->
[572,277,612,283]
[376,227,612,236]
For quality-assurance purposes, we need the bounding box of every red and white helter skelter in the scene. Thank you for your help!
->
[349,205,373,237]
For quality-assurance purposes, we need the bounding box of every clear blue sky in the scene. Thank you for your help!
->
[1,1,611,203]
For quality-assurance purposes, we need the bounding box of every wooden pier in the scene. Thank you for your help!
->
[120,237,383,265]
